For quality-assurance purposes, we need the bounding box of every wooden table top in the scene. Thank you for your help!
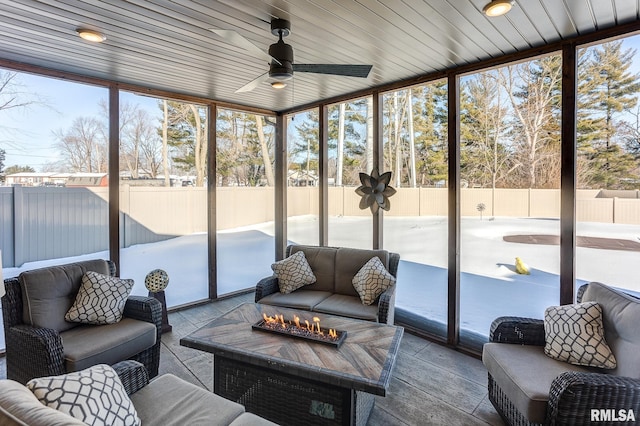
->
[180,303,404,396]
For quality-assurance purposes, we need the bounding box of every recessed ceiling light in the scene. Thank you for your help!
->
[483,0,514,17]
[271,81,287,89]
[76,28,106,43]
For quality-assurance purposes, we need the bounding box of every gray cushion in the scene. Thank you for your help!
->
[289,245,336,292]
[229,412,279,426]
[580,282,640,378]
[61,318,157,372]
[20,260,111,332]
[130,374,245,426]
[313,294,378,321]
[483,343,589,424]
[334,248,389,296]
[0,379,86,426]
[258,290,332,311]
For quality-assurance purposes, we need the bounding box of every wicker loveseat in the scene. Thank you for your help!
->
[255,244,399,324]
[482,282,640,425]
[1,259,162,385]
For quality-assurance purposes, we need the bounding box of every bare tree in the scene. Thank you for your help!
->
[0,71,39,113]
[121,108,162,178]
[255,114,274,186]
[54,116,107,172]
[498,56,562,188]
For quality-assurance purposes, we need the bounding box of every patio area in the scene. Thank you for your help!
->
[118,292,505,425]
[0,291,503,425]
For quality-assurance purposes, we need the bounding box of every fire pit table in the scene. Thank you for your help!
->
[180,303,403,426]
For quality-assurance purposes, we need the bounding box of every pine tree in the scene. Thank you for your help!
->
[578,41,640,188]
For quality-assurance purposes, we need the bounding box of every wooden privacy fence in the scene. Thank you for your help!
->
[1,186,638,267]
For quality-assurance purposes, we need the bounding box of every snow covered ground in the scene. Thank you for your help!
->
[2,215,639,349]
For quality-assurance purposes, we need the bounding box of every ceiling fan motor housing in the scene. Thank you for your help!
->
[269,39,293,80]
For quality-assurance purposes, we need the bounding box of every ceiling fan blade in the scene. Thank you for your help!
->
[235,72,270,93]
[292,64,372,78]
[210,29,281,65]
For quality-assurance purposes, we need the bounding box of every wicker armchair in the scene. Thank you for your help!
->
[256,244,399,324]
[483,282,640,425]
[2,260,162,384]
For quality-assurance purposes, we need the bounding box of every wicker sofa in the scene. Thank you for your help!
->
[482,282,640,425]
[255,244,399,324]
[0,360,277,426]
[1,259,162,385]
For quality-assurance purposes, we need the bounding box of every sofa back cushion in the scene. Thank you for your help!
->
[288,246,336,292]
[20,260,111,333]
[580,282,640,378]
[334,248,389,297]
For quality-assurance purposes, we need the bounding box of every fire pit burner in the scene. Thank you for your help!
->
[252,313,347,348]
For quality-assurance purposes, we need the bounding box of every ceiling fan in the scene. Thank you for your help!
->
[211,18,373,93]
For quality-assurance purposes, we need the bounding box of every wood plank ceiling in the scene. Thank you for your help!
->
[0,0,638,113]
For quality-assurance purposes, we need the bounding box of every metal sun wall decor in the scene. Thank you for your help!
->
[355,169,397,214]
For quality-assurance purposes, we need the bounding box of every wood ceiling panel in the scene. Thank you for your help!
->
[0,0,638,112]
[613,0,639,24]
[539,0,579,38]
[402,0,495,60]
[349,0,466,67]
[515,0,561,45]
[589,0,616,29]
[563,0,597,34]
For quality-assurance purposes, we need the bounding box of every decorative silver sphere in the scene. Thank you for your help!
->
[145,269,169,293]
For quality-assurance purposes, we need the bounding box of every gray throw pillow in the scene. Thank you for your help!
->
[27,364,140,426]
[544,301,616,369]
[352,256,396,305]
[65,271,134,325]
[272,251,316,294]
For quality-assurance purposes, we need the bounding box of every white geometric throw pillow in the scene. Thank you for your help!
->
[65,271,134,325]
[352,257,396,305]
[544,301,616,369]
[27,364,141,426]
[272,251,316,294]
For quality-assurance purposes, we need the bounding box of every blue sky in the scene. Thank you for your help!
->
[0,75,160,170]
[2,34,640,171]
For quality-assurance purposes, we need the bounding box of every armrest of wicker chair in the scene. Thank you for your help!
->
[255,276,279,302]
[123,296,162,379]
[377,285,396,325]
[124,296,163,331]
[112,360,150,396]
[6,325,66,384]
[489,316,545,345]
[546,371,640,425]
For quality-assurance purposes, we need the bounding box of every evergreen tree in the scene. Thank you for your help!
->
[578,41,640,188]
[4,164,35,175]
[412,81,448,187]
[460,70,511,189]
[162,101,208,186]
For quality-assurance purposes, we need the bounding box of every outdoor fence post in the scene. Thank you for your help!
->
[12,185,24,268]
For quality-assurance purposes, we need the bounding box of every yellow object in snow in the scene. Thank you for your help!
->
[515,257,530,275]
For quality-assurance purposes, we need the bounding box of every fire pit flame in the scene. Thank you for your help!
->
[257,312,344,346]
